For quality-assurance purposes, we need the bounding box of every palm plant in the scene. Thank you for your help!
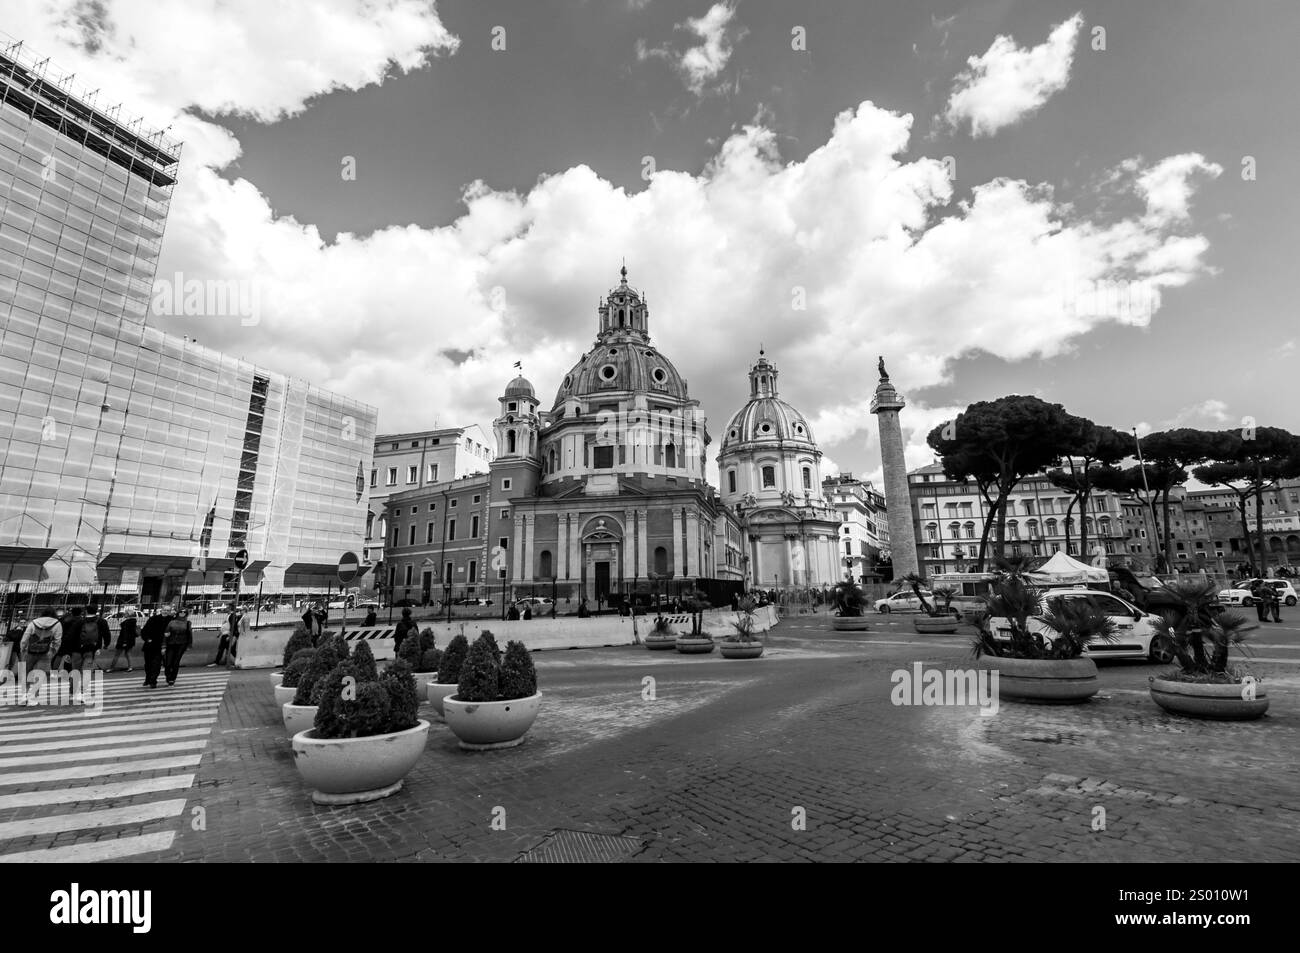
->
[1150,578,1253,682]
[727,594,760,643]
[930,586,957,619]
[899,572,934,615]
[833,578,866,617]
[681,589,711,636]
[1035,597,1119,660]
[972,574,1043,659]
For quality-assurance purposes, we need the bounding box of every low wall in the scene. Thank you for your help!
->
[234,606,780,669]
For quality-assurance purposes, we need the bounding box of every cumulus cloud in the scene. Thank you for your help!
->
[944,13,1082,137]
[10,3,1220,485]
[638,2,744,95]
[1133,153,1224,225]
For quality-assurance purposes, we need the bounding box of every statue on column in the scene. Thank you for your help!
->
[877,356,889,381]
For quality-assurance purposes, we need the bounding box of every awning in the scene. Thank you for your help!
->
[283,561,371,588]
[97,552,195,574]
[0,546,58,570]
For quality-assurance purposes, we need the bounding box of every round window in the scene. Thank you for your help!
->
[652,367,667,384]
[609,348,618,356]
[599,364,617,381]
[760,422,773,434]
[730,429,738,439]
[795,424,804,435]
[564,375,572,388]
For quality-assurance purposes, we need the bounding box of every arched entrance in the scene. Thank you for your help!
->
[580,515,624,605]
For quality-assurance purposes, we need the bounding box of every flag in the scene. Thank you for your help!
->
[513,361,522,369]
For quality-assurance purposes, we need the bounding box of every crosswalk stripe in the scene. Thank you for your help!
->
[0,799,186,841]
[0,727,214,754]
[0,739,207,768]
[0,775,195,810]
[0,717,215,741]
[0,831,176,863]
[0,705,223,729]
[0,753,203,787]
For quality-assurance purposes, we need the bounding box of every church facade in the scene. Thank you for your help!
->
[716,352,842,589]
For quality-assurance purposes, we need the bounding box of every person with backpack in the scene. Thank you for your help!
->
[139,609,170,688]
[19,613,63,705]
[163,609,194,686]
[392,608,415,655]
[52,606,83,673]
[104,609,138,673]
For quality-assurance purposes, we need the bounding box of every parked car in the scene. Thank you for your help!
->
[987,587,1172,662]
[874,590,931,613]
[1218,579,1298,607]
[111,605,140,619]
[514,597,554,608]
[453,597,493,606]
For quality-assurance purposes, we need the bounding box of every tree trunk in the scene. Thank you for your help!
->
[1160,488,1174,573]
[1236,492,1253,574]
[993,485,1011,561]
[976,496,999,571]
[1079,490,1091,559]
[1064,496,1077,550]
[1255,464,1268,576]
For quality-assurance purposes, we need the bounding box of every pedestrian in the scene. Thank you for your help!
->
[139,608,170,688]
[364,608,378,626]
[2,615,24,674]
[506,603,520,621]
[208,607,241,667]
[67,607,103,698]
[522,604,532,620]
[53,606,83,673]
[1250,581,1269,623]
[576,599,590,619]
[104,609,138,673]
[18,612,63,705]
[228,609,248,666]
[1264,584,1282,623]
[163,609,193,686]
[393,607,415,654]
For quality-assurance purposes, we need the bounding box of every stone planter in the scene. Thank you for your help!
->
[976,655,1099,704]
[283,702,318,736]
[426,680,459,717]
[274,683,299,706]
[1149,676,1269,720]
[675,636,716,654]
[719,640,763,659]
[644,632,679,650]
[913,616,959,635]
[270,671,283,688]
[831,616,870,632]
[443,692,542,750]
[291,720,431,805]
[410,671,438,699]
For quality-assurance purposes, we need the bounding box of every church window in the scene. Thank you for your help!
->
[507,402,517,412]
[539,550,553,579]
[762,466,776,488]
[759,422,772,434]
[600,364,617,381]
[593,445,614,469]
[507,430,516,454]
[728,471,736,494]
[654,546,668,575]
[665,443,676,468]
[802,467,811,490]
[618,310,625,326]
[609,348,618,356]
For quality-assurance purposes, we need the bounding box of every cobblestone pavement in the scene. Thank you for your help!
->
[23,613,1292,863]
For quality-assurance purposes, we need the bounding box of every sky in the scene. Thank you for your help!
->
[6,0,1298,488]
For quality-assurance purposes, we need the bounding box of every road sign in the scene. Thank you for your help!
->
[338,551,360,584]
[233,549,249,571]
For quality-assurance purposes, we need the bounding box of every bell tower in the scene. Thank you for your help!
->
[491,373,541,499]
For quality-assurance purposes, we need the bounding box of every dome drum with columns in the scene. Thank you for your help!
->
[717,351,842,588]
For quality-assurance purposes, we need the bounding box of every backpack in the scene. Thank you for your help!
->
[27,621,58,657]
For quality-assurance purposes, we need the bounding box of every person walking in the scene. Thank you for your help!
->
[66,607,103,700]
[163,609,193,686]
[53,606,84,673]
[1250,581,1269,623]
[208,607,243,667]
[392,608,415,655]
[1264,584,1282,623]
[104,609,138,673]
[139,609,170,688]
[363,608,378,626]
[18,613,63,705]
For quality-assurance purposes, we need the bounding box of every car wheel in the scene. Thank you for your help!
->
[1287,596,1297,607]
[878,605,890,614]
[1148,634,1175,665]
[1243,597,1255,606]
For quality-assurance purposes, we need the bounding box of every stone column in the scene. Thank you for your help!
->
[622,510,635,583]
[557,513,568,581]
[637,509,649,578]
[522,513,536,583]
[871,366,919,578]
[685,509,700,578]
[569,513,581,580]
[512,513,525,582]
[672,509,683,577]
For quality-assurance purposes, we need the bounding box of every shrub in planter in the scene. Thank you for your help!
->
[832,579,866,617]
[457,634,501,702]
[721,596,764,659]
[281,654,314,688]
[421,648,443,672]
[380,661,422,731]
[289,648,316,666]
[397,628,442,674]
[499,641,538,700]
[294,636,346,706]
[680,590,712,636]
[350,640,378,681]
[1146,579,1267,719]
[419,628,438,653]
[437,634,468,684]
[282,626,314,668]
[315,662,389,738]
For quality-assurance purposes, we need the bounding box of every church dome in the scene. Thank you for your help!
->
[551,266,691,406]
[718,353,817,453]
[504,375,535,398]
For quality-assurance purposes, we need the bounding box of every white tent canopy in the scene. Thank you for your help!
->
[1026,551,1110,586]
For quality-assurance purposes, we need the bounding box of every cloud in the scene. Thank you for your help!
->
[1133,153,1224,225]
[943,13,1082,137]
[9,4,1221,488]
[638,2,744,95]
[1161,399,1231,430]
